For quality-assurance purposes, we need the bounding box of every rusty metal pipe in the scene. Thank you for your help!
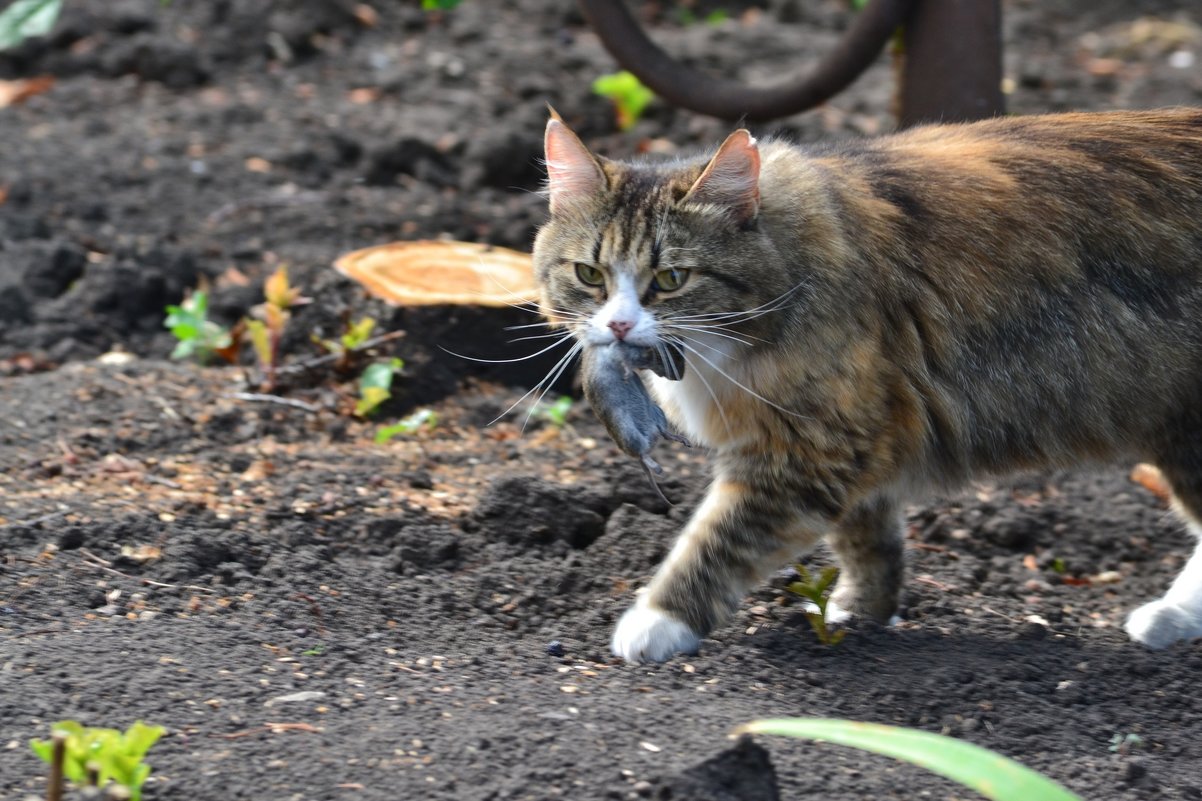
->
[576,0,915,122]
[899,0,1004,126]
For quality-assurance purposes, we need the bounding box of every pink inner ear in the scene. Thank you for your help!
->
[685,130,760,221]
[545,120,605,213]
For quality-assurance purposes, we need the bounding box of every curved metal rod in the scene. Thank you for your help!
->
[577,0,915,122]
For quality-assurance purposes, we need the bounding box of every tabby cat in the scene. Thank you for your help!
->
[531,108,1202,663]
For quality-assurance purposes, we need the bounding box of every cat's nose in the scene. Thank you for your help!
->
[608,320,633,341]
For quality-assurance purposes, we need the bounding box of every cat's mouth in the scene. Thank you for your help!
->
[602,341,686,381]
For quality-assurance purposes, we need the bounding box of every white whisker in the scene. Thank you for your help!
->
[488,340,582,427]
[671,334,813,421]
[440,334,573,365]
[521,341,583,432]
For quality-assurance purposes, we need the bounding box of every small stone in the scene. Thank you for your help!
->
[264,690,327,708]
[631,780,653,796]
[546,640,565,658]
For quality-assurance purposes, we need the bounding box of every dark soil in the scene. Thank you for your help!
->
[3,2,1202,799]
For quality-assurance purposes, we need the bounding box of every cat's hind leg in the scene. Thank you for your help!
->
[824,494,905,624]
[1125,458,1202,648]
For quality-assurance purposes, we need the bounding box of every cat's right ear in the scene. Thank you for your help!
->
[544,114,606,215]
[681,129,760,226]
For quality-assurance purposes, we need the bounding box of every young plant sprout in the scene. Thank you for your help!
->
[376,408,438,443]
[164,289,232,364]
[30,720,165,801]
[592,71,655,131]
[787,564,846,646]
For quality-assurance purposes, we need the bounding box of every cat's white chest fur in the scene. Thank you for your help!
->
[646,337,735,448]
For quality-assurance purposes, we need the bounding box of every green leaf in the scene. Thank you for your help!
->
[122,721,164,760]
[421,0,461,9]
[536,395,574,427]
[355,386,391,417]
[375,408,438,443]
[340,317,376,350]
[735,719,1084,801]
[815,565,840,595]
[592,70,655,130]
[359,359,400,393]
[29,738,53,764]
[0,0,63,50]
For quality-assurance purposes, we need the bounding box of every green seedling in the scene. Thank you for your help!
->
[1050,557,1068,575]
[246,264,304,389]
[673,7,729,25]
[421,0,462,10]
[31,720,164,801]
[592,70,655,131]
[1109,732,1144,755]
[375,408,438,443]
[535,395,574,428]
[0,0,62,50]
[736,718,1084,801]
[302,644,326,656]
[337,316,377,352]
[164,289,232,364]
[356,357,404,417]
[787,563,845,645]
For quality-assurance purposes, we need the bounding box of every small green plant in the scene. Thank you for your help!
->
[787,563,846,645]
[736,718,1084,801]
[30,720,165,801]
[421,0,462,10]
[356,357,404,417]
[535,395,574,428]
[0,0,62,50]
[245,264,303,388]
[302,644,326,657]
[375,408,438,443]
[592,70,655,131]
[164,289,232,364]
[1109,732,1144,754]
[673,6,729,25]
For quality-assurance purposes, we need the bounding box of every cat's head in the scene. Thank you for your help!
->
[532,115,793,353]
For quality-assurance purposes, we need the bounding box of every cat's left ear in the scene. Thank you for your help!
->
[681,129,760,225]
[544,112,607,215]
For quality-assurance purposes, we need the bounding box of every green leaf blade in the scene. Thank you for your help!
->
[737,719,1083,801]
[0,0,63,50]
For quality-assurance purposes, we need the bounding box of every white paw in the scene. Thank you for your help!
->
[808,599,900,627]
[1125,600,1202,649]
[821,598,853,625]
[611,603,700,663]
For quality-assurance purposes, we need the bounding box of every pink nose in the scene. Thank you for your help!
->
[608,320,633,340]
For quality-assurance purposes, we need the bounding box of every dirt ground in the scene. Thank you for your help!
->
[3,1,1202,799]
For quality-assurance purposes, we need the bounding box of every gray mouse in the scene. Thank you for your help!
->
[581,342,690,503]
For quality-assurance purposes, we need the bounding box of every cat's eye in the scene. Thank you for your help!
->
[575,262,606,287]
[652,268,689,292]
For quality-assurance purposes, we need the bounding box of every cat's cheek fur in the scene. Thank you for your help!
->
[611,601,701,663]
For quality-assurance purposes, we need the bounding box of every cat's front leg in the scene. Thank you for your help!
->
[612,477,833,663]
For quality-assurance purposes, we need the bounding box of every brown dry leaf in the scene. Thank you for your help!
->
[353,3,378,26]
[121,544,163,564]
[348,87,380,104]
[0,184,8,206]
[1131,463,1171,501]
[0,76,55,108]
[334,240,538,307]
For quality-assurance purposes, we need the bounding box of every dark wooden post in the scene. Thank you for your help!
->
[899,0,1004,127]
